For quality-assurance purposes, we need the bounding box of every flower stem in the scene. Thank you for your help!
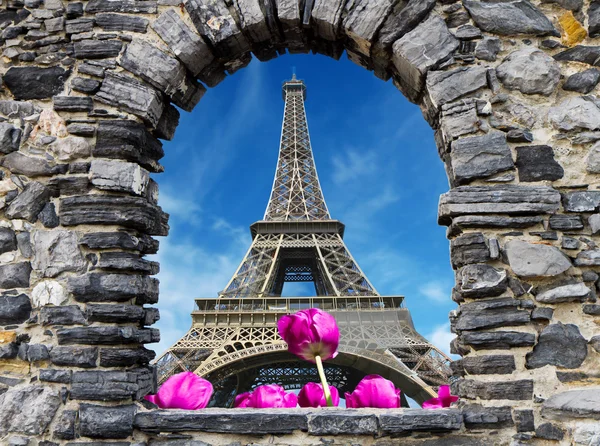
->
[315,355,333,407]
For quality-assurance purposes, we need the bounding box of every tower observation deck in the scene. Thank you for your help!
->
[155,76,451,407]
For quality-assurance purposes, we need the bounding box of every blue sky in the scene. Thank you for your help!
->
[150,53,457,358]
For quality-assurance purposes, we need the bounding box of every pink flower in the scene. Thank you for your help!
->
[344,375,402,409]
[298,382,340,408]
[144,371,213,410]
[277,308,340,362]
[422,385,458,409]
[233,384,298,408]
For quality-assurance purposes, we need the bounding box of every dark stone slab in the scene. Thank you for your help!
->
[450,233,490,269]
[4,66,68,100]
[71,368,152,401]
[0,152,68,177]
[516,145,564,182]
[39,369,72,384]
[536,422,565,440]
[0,263,31,289]
[554,46,600,66]
[53,410,77,440]
[452,379,533,400]
[56,326,159,345]
[40,306,86,326]
[378,409,463,434]
[79,404,136,438]
[457,264,507,298]
[134,409,308,434]
[96,252,159,274]
[542,389,600,419]
[67,273,158,304]
[451,355,516,376]
[563,68,600,93]
[5,181,50,222]
[0,228,17,255]
[563,191,600,212]
[461,331,536,350]
[461,404,513,429]
[307,410,377,435]
[531,307,554,321]
[39,203,60,228]
[583,304,600,314]
[86,304,144,323]
[0,122,22,155]
[514,409,535,432]
[574,249,600,266]
[50,346,97,368]
[79,232,158,254]
[99,347,155,367]
[450,216,543,232]
[0,343,17,359]
[72,77,100,94]
[85,0,156,13]
[526,322,588,369]
[60,195,169,236]
[549,214,584,230]
[453,298,531,331]
[96,13,148,32]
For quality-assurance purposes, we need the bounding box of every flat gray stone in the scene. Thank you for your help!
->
[564,68,600,94]
[497,48,560,95]
[0,122,21,154]
[90,159,149,195]
[0,152,68,177]
[426,66,488,108]
[563,191,600,212]
[549,97,600,131]
[3,66,68,100]
[527,323,587,369]
[451,355,516,376]
[505,240,571,277]
[536,283,590,303]
[450,232,490,268]
[453,298,531,331]
[461,404,514,429]
[5,181,51,222]
[50,346,97,368]
[463,0,558,36]
[32,229,86,278]
[0,386,61,436]
[458,264,508,298]
[586,141,600,173]
[462,331,536,350]
[79,404,136,438]
[549,214,583,230]
[453,379,533,400]
[555,45,600,66]
[0,228,17,255]
[542,389,600,420]
[343,0,393,58]
[0,293,31,325]
[95,13,149,32]
[378,409,463,434]
[450,131,513,184]
[67,272,158,304]
[575,249,600,266]
[0,262,31,289]
[475,37,502,61]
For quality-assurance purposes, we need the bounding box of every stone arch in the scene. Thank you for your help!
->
[0,0,599,444]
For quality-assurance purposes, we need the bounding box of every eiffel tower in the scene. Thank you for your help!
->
[155,76,451,407]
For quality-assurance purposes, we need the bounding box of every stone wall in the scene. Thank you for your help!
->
[0,0,600,444]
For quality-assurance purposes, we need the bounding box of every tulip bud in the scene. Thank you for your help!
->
[298,382,340,408]
[344,375,402,409]
[144,371,213,410]
[422,385,458,409]
[233,384,298,408]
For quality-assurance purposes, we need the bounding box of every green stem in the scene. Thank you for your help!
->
[315,355,333,407]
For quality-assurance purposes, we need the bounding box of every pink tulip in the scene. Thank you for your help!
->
[144,371,213,410]
[277,308,340,362]
[298,382,340,408]
[233,384,298,408]
[422,385,458,409]
[344,375,402,409]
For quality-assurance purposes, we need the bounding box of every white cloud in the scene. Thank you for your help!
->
[331,149,378,185]
[426,323,456,357]
[158,190,202,222]
[419,281,451,303]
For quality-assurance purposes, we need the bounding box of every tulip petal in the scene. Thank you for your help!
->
[154,372,213,410]
[236,384,298,408]
[422,385,459,409]
[344,375,401,409]
[144,394,157,405]
[298,382,339,407]
[234,392,252,408]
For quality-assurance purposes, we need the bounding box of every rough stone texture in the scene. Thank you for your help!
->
[90,159,149,195]
[505,240,572,277]
[0,152,68,178]
[457,264,507,298]
[53,410,77,440]
[66,273,159,303]
[79,231,159,254]
[0,262,31,289]
[549,97,600,131]
[563,191,600,212]
[564,68,600,94]
[56,326,160,345]
[32,229,86,277]
[0,293,32,325]
[50,346,97,368]
[515,145,564,182]
[3,66,68,100]
[450,131,514,184]
[461,404,514,429]
[0,227,17,254]
[542,389,600,420]
[575,249,600,265]
[79,404,136,438]
[31,281,68,307]
[450,233,490,269]
[5,182,50,222]
[453,298,531,331]
[452,379,533,400]
[514,409,535,432]
[39,305,86,325]
[0,122,22,154]
[497,48,560,95]
[96,13,149,32]
[451,355,516,376]
[461,330,536,350]
[526,323,588,369]
[549,214,584,230]
[426,66,488,109]
[535,283,590,303]
[463,0,558,36]
[0,386,61,436]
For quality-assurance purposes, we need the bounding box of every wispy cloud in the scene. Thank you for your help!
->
[419,281,452,303]
[426,323,456,357]
[331,149,378,185]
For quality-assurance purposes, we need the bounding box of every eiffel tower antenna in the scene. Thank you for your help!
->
[155,77,451,407]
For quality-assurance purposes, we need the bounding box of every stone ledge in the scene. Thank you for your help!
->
[133,408,463,436]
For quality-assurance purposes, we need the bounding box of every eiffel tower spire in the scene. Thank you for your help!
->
[155,77,451,407]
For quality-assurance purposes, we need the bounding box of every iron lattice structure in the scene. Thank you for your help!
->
[155,77,451,406]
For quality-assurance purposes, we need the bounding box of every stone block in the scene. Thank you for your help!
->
[461,331,536,350]
[378,409,463,434]
[32,229,86,278]
[60,195,169,236]
[79,404,136,438]
[90,159,149,195]
[96,252,159,274]
[38,203,59,229]
[96,13,149,32]
[531,307,554,321]
[1,152,68,178]
[95,72,164,127]
[516,145,564,182]
[542,389,600,419]
[0,122,22,154]
[156,103,180,141]
[67,273,158,304]
[583,304,600,315]
[451,355,516,376]
[50,346,97,368]
[453,379,533,400]
[526,322,587,369]
[86,304,145,323]
[441,101,479,140]
[497,48,560,96]
[426,66,488,109]
[514,409,535,432]
[73,39,123,59]
[39,369,71,383]
[505,240,571,277]
[564,68,600,94]
[342,0,392,59]
[40,305,86,325]
[535,283,590,303]
[56,326,160,345]
[575,249,600,266]
[564,191,600,212]
[549,97,600,131]
[79,231,159,254]
[461,404,513,429]
[0,263,31,289]
[85,0,156,13]
[31,281,68,307]
[450,233,490,269]
[453,298,531,331]
[72,77,100,94]
[0,228,17,255]
[0,386,61,436]
[549,214,584,230]
[307,410,378,435]
[457,264,507,298]
[5,182,50,223]
[99,347,155,367]
[450,132,514,184]
[53,96,93,112]
[3,66,68,100]
[311,0,345,41]
[53,410,77,440]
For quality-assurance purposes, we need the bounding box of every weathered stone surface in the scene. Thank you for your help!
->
[583,304,600,315]
[94,120,164,173]
[450,215,543,231]
[0,228,17,254]
[0,386,61,436]
[39,369,72,383]
[100,347,155,367]
[461,404,513,429]
[438,186,561,225]
[4,67,68,100]
[71,367,154,401]
[32,230,86,278]
[462,330,536,350]
[450,233,490,269]
[185,0,250,58]
[50,346,97,368]
[57,326,160,345]
[307,411,378,435]
[543,0,582,10]
[392,15,458,98]
[152,9,215,77]
[73,39,123,59]
[156,103,180,141]
[96,13,148,32]
[86,304,144,323]
[2,182,47,221]
[555,45,600,66]
[0,123,21,154]
[120,39,205,112]
[67,273,159,303]
[514,409,535,432]
[450,131,513,184]
[453,298,531,331]
[97,252,159,274]
[38,203,59,229]
[536,423,565,441]
[0,262,31,289]
[536,283,590,303]
[95,72,164,127]
[573,424,600,445]
[53,410,77,440]
[60,195,169,236]
[378,409,463,434]
[86,0,156,13]
[79,231,159,254]
[496,48,560,95]
[72,77,101,94]
[587,141,600,173]
[452,379,533,400]
[31,281,68,307]
[0,152,68,177]
[463,0,558,36]
[342,0,392,59]
[79,404,136,438]
[90,159,149,195]
[40,305,86,325]
[526,323,587,369]
[426,66,488,108]
[53,96,93,113]
[575,249,600,266]
[0,293,31,325]
[549,97,600,131]
[451,355,516,376]
[542,389,600,420]
[505,240,571,277]
[532,307,554,321]
[458,264,508,298]
[549,214,584,230]
[564,68,600,94]
[441,101,479,140]
[515,145,564,182]
[475,37,501,61]
[563,191,600,212]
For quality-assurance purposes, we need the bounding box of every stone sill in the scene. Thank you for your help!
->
[134,408,463,436]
